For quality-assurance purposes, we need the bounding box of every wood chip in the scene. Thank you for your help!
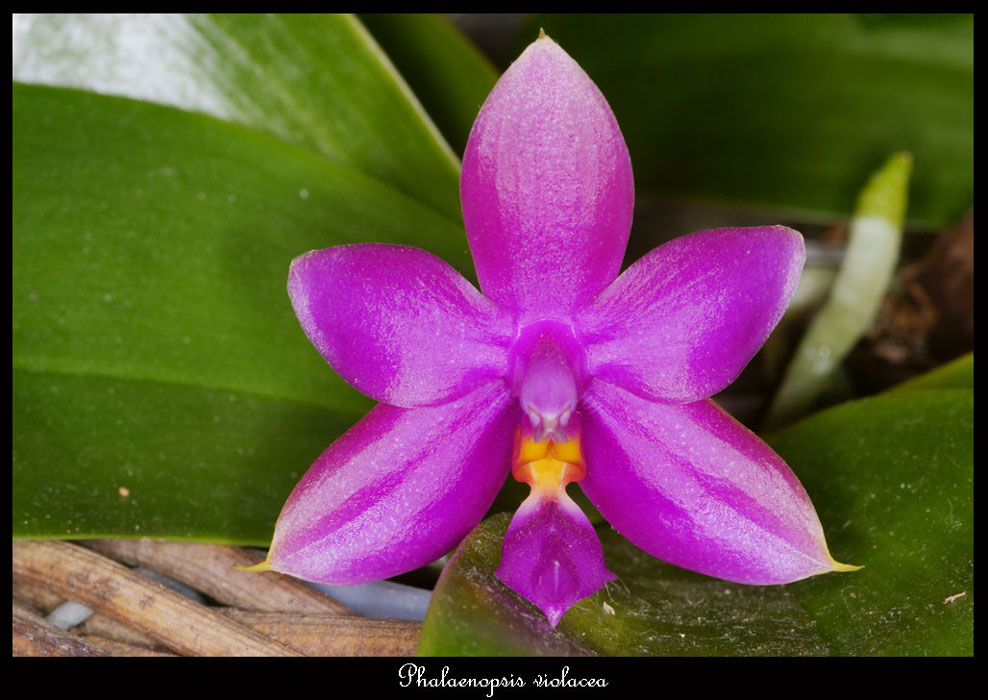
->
[13,573,65,613]
[78,611,164,650]
[81,539,352,615]
[13,540,298,656]
[221,610,420,656]
[74,635,177,657]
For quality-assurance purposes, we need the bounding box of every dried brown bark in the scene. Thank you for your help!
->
[221,610,421,656]
[81,538,352,615]
[12,539,424,657]
[13,540,299,656]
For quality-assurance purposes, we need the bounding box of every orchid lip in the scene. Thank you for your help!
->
[497,426,614,626]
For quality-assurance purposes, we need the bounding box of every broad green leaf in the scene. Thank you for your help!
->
[13,83,470,540]
[359,13,498,155]
[420,390,972,655]
[533,14,972,227]
[13,368,349,543]
[768,390,973,656]
[12,13,462,221]
[13,83,471,405]
[887,352,973,393]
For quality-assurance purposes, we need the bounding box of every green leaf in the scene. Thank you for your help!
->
[12,13,462,221]
[359,13,499,155]
[420,390,972,655]
[887,352,973,393]
[533,14,972,227]
[12,82,469,541]
[418,514,830,656]
[767,389,973,655]
[13,369,351,543]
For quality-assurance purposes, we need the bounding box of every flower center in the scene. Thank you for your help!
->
[512,427,586,496]
[508,320,586,442]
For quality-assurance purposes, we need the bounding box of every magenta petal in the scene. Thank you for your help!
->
[580,379,837,585]
[288,244,514,408]
[496,491,615,626]
[575,226,805,403]
[267,381,518,584]
[461,36,634,319]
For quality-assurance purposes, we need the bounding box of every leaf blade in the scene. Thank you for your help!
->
[12,368,355,544]
[768,389,974,656]
[887,352,973,393]
[12,83,472,540]
[12,13,462,220]
[13,83,469,408]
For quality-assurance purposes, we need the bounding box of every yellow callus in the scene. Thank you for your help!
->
[512,430,586,498]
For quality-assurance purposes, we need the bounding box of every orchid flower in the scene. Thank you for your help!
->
[252,34,857,627]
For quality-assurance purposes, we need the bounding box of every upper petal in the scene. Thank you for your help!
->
[575,226,805,403]
[580,379,843,585]
[267,381,518,584]
[460,35,634,319]
[289,244,514,407]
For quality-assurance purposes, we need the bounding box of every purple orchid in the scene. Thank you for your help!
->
[255,35,857,627]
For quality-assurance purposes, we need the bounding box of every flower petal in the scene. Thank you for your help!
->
[575,226,805,403]
[496,490,615,627]
[267,381,518,584]
[289,244,514,407]
[460,35,634,319]
[580,379,842,585]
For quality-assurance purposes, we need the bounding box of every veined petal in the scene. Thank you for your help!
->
[288,244,514,408]
[580,379,849,585]
[575,226,805,403]
[461,35,634,319]
[266,381,518,584]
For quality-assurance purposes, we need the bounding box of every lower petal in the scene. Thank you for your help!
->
[580,379,849,585]
[496,491,615,627]
[267,380,518,584]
